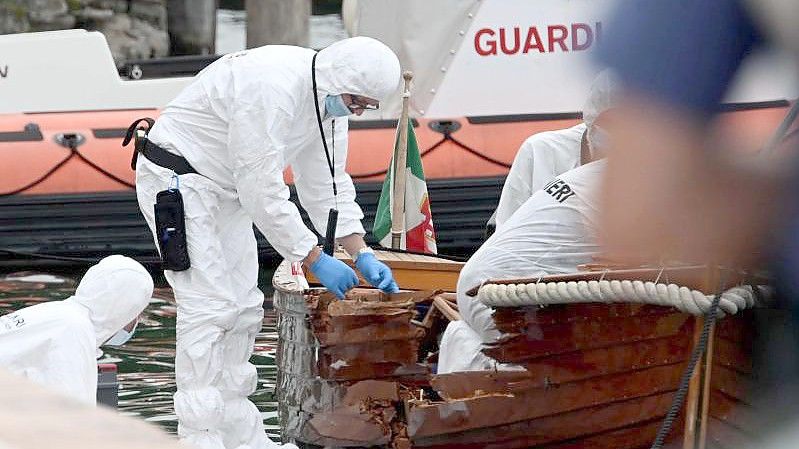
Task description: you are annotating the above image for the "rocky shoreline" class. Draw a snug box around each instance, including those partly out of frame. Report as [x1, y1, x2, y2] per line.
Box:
[0, 0, 168, 66]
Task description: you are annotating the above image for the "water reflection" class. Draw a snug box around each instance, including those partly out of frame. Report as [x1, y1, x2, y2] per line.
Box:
[0, 271, 281, 439]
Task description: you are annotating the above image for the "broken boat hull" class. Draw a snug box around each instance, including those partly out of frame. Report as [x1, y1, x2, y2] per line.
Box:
[274, 263, 771, 448]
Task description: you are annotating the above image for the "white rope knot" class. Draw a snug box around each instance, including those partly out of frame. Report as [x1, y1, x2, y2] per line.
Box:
[477, 279, 772, 316]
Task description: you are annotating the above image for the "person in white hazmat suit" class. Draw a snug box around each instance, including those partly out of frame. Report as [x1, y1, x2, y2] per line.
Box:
[493, 70, 619, 229]
[438, 72, 620, 374]
[0, 255, 153, 405]
[133, 37, 401, 449]
[439, 160, 607, 373]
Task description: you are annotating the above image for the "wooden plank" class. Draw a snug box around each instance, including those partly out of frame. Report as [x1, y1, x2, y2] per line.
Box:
[698, 322, 717, 449]
[485, 312, 692, 363]
[305, 380, 401, 446]
[407, 363, 684, 438]
[392, 267, 460, 291]
[0, 369, 183, 449]
[710, 364, 755, 405]
[492, 303, 682, 330]
[420, 301, 440, 329]
[714, 312, 755, 344]
[438, 292, 457, 302]
[333, 247, 458, 264]
[706, 416, 756, 449]
[713, 337, 752, 374]
[685, 317, 704, 449]
[708, 390, 757, 433]
[431, 371, 538, 400]
[411, 392, 677, 448]
[318, 359, 429, 381]
[433, 335, 691, 399]
[433, 296, 461, 321]
[396, 252, 415, 262]
[542, 419, 677, 449]
[311, 313, 424, 346]
[319, 339, 421, 367]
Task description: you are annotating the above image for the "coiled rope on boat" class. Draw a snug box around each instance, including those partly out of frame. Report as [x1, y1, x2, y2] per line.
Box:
[477, 279, 772, 316]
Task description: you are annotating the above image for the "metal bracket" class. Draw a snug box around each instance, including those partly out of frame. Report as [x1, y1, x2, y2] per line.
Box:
[428, 119, 462, 136]
[54, 132, 86, 149]
[0, 123, 43, 143]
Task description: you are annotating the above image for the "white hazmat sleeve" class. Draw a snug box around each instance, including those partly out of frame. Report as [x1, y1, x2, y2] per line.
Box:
[228, 98, 319, 262]
[495, 124, 585, 228]
[459, 161, 606, 345]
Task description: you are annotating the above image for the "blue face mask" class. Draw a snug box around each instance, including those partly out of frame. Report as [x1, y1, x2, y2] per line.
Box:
[104, 320, 138, 346]
[325, 94, 351, 117]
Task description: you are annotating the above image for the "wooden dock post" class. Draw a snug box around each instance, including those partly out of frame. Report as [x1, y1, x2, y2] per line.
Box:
[246, 0, 311, 47]
[166, 0, 218, 55]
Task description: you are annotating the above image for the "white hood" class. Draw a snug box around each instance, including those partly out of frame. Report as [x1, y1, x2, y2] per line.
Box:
[67, 255, 154, 347]
[314, 36, 401, 102]
[582, 69, 620, 129]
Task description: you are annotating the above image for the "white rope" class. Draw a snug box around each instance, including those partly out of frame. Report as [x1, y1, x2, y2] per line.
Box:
[477, 280, 772, 317]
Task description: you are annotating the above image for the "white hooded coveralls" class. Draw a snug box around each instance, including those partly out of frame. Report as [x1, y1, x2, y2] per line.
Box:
[0, 255, 153, 405]
[494, 69, 619, 229]
[135, 37, 400, 449]
[494, 124, 585, 228]
[439, 161, 605, 374]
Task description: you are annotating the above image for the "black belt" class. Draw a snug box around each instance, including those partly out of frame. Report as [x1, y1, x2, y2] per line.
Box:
[138, 139, 199, 175]
[124, 117, 199, 175]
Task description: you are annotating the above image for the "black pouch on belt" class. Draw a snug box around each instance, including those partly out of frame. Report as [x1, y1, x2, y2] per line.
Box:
[154, 189, 191, 271]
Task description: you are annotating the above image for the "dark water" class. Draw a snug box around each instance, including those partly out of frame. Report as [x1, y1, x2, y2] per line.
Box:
[0, 271, 281, 439]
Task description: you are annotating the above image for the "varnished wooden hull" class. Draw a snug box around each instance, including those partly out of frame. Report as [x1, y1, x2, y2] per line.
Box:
[706, 312, 760, 449]
[409, 303, 693, 449]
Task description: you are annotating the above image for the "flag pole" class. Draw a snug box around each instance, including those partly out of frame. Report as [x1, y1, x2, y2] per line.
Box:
[391, 71, 413, 249]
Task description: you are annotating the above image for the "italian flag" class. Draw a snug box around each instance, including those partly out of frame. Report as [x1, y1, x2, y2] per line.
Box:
[373, 121, 437, 253]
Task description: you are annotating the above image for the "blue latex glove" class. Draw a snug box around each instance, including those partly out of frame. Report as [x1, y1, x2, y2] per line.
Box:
[355, 252, 400, 293]
[309, 252, 359, 299]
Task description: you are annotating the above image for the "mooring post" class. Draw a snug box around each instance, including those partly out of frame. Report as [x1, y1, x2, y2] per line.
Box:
[166, 0, 218, 55]
[246, 0, 310, 48]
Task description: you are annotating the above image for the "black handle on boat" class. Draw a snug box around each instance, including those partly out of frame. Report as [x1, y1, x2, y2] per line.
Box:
[323, 208, 338, 256]
[0, 123, 43, 143]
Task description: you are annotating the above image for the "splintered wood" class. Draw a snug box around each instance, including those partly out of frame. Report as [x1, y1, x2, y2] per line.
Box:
[299, 289, 438, 448]
[290, 289, 698, 448]
[403, 302, 698, 448]
[306, 289, 437, 381]
[307, 380, 400, 446]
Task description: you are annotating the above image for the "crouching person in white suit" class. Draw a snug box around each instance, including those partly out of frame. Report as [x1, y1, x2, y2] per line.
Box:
[0, 255, 153, 405]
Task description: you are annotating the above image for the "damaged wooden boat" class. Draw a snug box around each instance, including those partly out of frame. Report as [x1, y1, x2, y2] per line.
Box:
[273, 262, 772, 448]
